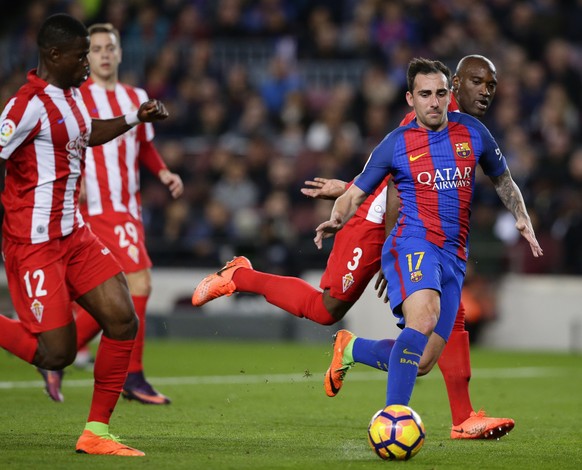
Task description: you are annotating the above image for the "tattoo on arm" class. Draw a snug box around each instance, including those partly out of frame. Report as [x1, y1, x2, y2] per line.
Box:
[492, 169, 527, 219]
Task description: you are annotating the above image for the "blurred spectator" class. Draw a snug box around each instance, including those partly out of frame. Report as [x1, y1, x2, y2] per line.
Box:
[259, 55, 303, 117]
[121, 4, 170, 77]
[186, 198, 236, 265]
[211, 0, 247, 38]
[211, 156, 259, 213]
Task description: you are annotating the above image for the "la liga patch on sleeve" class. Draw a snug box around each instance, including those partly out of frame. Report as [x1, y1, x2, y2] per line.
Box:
[0, 119, 16, 146]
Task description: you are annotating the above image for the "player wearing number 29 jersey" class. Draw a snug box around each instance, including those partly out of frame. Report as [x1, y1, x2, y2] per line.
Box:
[59, 23, 183, 406]
[79, 77, 156, 272]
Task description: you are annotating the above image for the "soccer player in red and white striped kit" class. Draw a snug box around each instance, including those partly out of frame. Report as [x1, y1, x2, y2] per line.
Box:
[39, 22, 184, 405]
[0, 14, 169, 456]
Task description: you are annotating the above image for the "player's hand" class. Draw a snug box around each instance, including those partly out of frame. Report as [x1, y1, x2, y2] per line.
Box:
[159, 169, 184, 199]
[374, 270, 389, 303]
[138, 99, 169, 122]
[314, 212, 343, 249]
[301, 178, 347, 200]
[516, 217, 544, 257]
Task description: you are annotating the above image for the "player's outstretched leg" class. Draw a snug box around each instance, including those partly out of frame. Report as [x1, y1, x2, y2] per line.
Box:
[324, 329, 356, 397]
[37, 368, 64, 402]
[122, 371, 170, 405]
[450, 410, 515, 440]
[192, 256, 252, 306]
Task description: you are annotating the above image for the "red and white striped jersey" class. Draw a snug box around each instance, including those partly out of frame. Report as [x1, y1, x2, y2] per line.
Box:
[0, 70, 91, 244]
[79, 78, 153, 220]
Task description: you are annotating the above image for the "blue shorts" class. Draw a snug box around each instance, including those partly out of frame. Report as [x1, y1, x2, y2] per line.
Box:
[382, 236, 466, 341]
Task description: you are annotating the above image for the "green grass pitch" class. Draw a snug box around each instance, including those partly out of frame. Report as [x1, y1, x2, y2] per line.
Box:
[0, 340, 581, 469]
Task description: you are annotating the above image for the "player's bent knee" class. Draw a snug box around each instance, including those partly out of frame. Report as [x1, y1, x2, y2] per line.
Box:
[37, 348, 76, 370]
[322, 292, 353, 322]
[101, 308, 139, 340]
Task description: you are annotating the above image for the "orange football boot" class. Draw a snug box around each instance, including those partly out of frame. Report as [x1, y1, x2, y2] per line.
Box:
[450, 410, 515, 439]
[192, 256, 252, 307]
[76, 430, 145, 456]
[324, 329, 355, 397]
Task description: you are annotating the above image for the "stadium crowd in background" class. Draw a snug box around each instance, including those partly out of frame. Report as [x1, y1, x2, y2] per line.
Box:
[1, 1, 581, 288]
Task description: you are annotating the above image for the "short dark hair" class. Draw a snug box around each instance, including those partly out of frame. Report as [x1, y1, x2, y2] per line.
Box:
[407, 58, 451, 92]
[37, 14, 88, 49]
[87, 23, 121, 44]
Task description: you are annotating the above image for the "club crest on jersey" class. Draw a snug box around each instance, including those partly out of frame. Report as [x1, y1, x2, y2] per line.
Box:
[66, 132, 89, 160]
[0, 119, 16, 146]
[410, 270, 423, 283]
[455, 142, 471, 158]
[128, 244, 140, 264]
[30, 298, 44, 323]
[342, 272, 355, 293]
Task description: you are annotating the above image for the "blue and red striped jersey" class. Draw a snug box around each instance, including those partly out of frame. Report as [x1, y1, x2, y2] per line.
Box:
[355, 111, 507, 261]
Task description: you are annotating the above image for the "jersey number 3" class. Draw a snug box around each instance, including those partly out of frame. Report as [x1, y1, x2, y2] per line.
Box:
[347, 247, 363, 271]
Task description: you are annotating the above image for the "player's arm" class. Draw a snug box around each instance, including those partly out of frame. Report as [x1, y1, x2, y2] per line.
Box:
[89, 99, 168, 147]
[139, 141, 184, 199]
[314, 183, 368, 249]
[489, 168, 543, 257]
[158, 168, 184, 199]
[301, 177, 348, 200]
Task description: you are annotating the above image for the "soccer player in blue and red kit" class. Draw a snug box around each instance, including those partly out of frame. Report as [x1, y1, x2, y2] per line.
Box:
[193, 56, 522, 438]
[314, 58, 542, 413]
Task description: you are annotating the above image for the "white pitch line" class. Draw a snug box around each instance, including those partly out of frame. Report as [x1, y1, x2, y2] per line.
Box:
[0, 367, 573, 390]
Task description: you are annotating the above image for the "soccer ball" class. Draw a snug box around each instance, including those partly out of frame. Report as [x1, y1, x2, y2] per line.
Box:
[367, 404, 426, 460]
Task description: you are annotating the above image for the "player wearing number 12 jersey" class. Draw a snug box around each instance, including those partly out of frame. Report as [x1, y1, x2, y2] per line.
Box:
[38, 23, 183, 405]
[0, 13, 170, 455]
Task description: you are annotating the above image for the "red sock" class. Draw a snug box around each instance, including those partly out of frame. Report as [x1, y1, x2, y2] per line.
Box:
[0, 315, 37, 363]
[233, 269, 336, 325]
[87, 335, 134, 424]
[128, 295, 148, 374]
[75, 306, 101, 350]
[439, 329, 474, 426]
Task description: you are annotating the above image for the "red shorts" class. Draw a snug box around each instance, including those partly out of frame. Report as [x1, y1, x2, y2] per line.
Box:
[84, 212, 152, 273]
[320, 217, 385, 303]
[2, 225, 122, 334]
